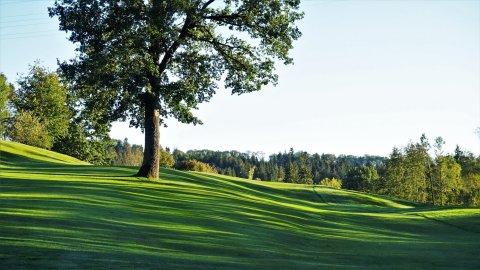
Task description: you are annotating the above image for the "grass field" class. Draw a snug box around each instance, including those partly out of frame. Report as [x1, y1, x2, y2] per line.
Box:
[1, 140, 479, 269]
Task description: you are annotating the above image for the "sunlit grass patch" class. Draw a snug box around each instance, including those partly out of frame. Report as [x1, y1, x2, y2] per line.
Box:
[0, 140, 89, 165]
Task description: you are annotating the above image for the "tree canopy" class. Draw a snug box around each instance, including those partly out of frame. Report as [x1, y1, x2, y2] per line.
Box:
[12, 64, 70, 141]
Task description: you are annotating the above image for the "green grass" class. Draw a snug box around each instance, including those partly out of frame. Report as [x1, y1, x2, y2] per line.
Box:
[1, 140, 479, 269]
[0, 140, 89, 166]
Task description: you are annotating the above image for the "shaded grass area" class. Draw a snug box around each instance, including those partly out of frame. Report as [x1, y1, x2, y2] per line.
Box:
[1, 142, 479, 269]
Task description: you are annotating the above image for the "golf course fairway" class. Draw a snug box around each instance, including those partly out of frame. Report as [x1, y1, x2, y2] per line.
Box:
[1, 140, 479, 269]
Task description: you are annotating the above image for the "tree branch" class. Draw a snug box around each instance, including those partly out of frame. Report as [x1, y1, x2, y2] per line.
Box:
[157, 14, 193, 77]
[197, 33, 249, 69]
[201, 0, 216, 10]
[203, 14, 242, 20]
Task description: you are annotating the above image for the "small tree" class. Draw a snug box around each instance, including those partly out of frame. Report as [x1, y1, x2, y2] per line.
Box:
[381, 147, 406, 197]
[285, 161, 300, 183]
[402, 142, 429, 202]
[9, 111, 53, 149]
[298, 151, 313, 184]
[320, 178, 342, 189]
[247, 165, 256, 180]
[13, 64, 70, 141]
[433, 156, 462, 205]
[0, 73, 13, 139]
[159, 147, 175, 168]
[461, 173, 480, 206]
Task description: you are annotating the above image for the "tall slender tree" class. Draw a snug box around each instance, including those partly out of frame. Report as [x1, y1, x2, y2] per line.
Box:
[0, 73, 13, 139]
[433, 155, 462, 205]
[403, 143, 429, 202]
[382, 147, 405, 197]
[285, 161, 300, 183]
[49, 0, 303, 178]
[420, 134, 435, 204]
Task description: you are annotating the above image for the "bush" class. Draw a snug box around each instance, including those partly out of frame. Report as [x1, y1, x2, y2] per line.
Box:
[320, 177, 342, 189]
[176, 159, 218, 174]
[159, 147, 175, 168]
[9, 111, 53, 149]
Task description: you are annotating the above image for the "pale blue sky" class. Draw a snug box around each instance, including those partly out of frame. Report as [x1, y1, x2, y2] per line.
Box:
[1, 0, 479, 156]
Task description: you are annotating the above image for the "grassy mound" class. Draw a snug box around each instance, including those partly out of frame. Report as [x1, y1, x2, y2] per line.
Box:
[0, 140, 89, 166]
[0, 141, 479, 269]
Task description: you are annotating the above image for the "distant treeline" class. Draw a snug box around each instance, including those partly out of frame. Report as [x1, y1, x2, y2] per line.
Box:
[172, 148, 384, 184]
[110, 138, 174, 168]
[167, 135, 479, 206]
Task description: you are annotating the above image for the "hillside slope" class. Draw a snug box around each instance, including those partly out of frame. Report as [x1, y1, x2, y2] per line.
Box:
[0, 142, 479, 269]
[0, 140, 90, 166]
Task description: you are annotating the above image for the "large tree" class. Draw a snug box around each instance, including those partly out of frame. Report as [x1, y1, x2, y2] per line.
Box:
[49, 0, 303, 178]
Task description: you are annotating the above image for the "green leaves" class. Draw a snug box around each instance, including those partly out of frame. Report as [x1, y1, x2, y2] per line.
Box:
[9, 111, 53, 149]
[48, 0, 303, 176]
[13, 64, 70, 141]
[0, 73, 13, 138]
[49, 0, 303, 126]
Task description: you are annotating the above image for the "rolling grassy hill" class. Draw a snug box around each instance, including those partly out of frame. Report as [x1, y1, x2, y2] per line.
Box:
[1, 140, 479, 269]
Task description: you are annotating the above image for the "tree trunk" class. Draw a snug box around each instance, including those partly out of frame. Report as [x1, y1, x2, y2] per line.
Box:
[137, 94, 160, 179]
[428, 162, 435, 205]
[439, 167, 443, 206]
